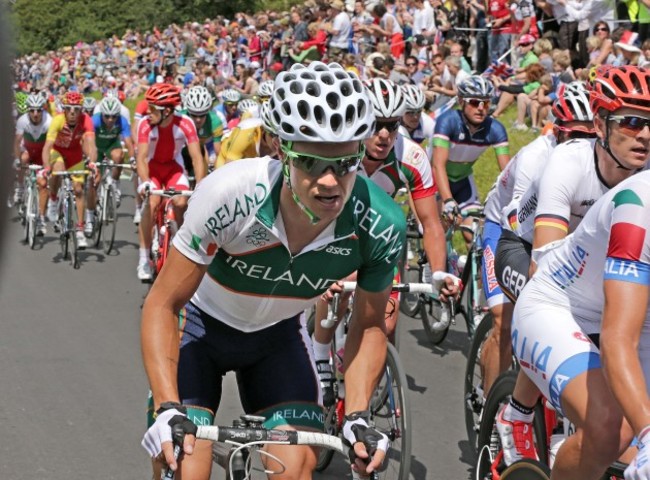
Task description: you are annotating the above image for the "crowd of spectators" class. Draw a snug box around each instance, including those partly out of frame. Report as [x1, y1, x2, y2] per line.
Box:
[11, 0, 650, 130]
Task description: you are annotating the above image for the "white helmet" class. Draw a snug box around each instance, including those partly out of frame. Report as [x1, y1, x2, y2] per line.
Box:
[83, 96, 97, 111]
[364, 78, 407, 118]
[222, 88, 242, 103]
[401, 84, 426, 111]
[185, 86, 213, 115]
[237, 98, 260, 117]
[26, 92, 47, 109]
[553, 81, 593, 123]
[257, 80, 275, 99]
[260, 100, 278, 134]
[99, 97, 122, 116]
[270, 61, 375, 142]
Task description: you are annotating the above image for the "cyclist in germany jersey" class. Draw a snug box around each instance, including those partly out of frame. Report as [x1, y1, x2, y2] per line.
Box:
[479, 82, 594, 398]
[135, 83, 205, 281]
[215, 98, 263, 168]
[400, 84, 435, 161]
[180, 86, 223, 176]
[141, 62, 403, 480]
[14, 92, 51, 235]
[433, 76, 509, 237]
[496, 67, 650, 471]
[41, 91, 98, 250]
[92, 96, 135, 210]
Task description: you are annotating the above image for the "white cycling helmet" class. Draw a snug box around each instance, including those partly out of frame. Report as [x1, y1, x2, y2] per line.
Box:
[26, 92, 47, 109]
[401, 84, 426, 111]
[364, 78, 407, 119]
[260, 100, 278, 134]
[237, 98, 260, 117]
[257, 80, 275, 99]
[457, 75, 495, 99]
[185, 86, 213, 115]
[83, 96, 97, 111]
[100, 97, 122, 116]
[553, 81, 593, 123]
[222, 88, 242, 103]
[270, 61, 375, 142]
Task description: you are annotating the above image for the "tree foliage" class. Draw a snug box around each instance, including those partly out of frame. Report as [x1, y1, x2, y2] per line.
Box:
[10, 0, 301, 56]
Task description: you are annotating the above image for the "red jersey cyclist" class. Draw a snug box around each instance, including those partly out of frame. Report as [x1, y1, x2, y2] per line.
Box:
[41, 91, 98, 249]
[135, 83, 205, 281]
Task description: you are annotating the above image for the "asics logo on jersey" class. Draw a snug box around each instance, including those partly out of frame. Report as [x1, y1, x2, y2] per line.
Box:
[325, 246, 352, 256]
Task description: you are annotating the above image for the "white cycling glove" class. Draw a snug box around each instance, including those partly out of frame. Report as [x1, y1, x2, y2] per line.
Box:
[141, 407, 196, 458]
[137, 180, 155, 196]
[442, 198, 459, 218]
[343, 412, 390, 456]
[432, 270, 461, 291]
[625, 427, 650, 480]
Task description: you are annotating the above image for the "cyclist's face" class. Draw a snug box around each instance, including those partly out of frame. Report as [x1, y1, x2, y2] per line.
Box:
[28, 109, 43, 124]
[597, 108, 650, 169]
[63, 106, 82, 125]
[147, 104, 166, 125]
[364, 117, 401, 161]
[402, 110, 421, 131]
[462, 98, 488, 125]
[287, 140, 359, 223]
[102, 114, 119, 127]
[189, 113, 207, 128]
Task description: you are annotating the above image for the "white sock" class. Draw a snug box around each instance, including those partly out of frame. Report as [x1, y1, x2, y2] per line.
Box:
[85, 210, 94, 222]
[139, 248, 149, 263]
[503, 401, 535, 423]
[312, 337, 331, 362]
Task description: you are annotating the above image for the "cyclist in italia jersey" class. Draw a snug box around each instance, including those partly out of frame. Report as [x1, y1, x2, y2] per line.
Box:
[180, 86, 223, 175]
[433, 76, 509, 240]
[479, 82, 595, 398]
[92, 97, 135, 211]
[215, 98, 264, 168]
[135, 83, 205, 281]
[41, 91, 97, 250]
[141, 62, 403, 480]
[14, 93, 51, 235]
[495, 67, 650, 471]
[399, 84, 435, 161]
[311, 79, 459, 404]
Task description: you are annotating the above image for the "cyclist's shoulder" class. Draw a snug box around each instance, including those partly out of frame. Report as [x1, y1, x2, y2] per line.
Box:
[549, 138, 596, 169]
[483, 116, 508, 140]
[433, 108, 461, 134]
[352, 175, 407, 229]
[47, 114, 66, 134]
[396, 135, 429, 169]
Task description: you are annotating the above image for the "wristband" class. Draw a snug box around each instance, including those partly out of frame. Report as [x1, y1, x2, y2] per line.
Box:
[155, 401, 187, 417]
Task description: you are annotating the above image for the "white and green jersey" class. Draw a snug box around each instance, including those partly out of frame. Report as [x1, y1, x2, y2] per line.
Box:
[174, 157, 407, 332]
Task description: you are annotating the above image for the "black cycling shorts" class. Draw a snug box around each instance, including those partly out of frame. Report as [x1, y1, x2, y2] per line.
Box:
[494, 229, 532, 302]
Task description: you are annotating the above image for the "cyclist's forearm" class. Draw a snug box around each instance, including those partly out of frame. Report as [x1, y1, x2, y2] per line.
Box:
[189, 142, 206, 181]
[124, 137, 135, 159]
[84, 136, 97, 163]
[13, 135, 23, 160]
[433, 161, 452, 202]
[136, 144, 149, 180]
[422, 218, 447, 272]
[42, 140, 54, 169]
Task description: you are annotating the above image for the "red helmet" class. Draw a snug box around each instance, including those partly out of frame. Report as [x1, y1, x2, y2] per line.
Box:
[589, 66, 650, 115]
[62, 91, 84, 106]
[145, 83, 181, 108]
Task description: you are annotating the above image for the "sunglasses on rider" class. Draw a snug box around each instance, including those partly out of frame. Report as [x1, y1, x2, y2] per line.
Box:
[609, 115, 650, 136]
[405, 109, 423, 116]
[464, 98, 488, 109]
[63, 105, 82, 112]
[28, 108, 42, 113]
[281, 141, 365, 177]
[103, 114, 119, 119]
[374, 119, 401, 134]
[189, 113, 207, 120]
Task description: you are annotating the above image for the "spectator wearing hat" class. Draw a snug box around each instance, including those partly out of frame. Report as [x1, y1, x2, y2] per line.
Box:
[614, 30, 642, 66]
[326, 0, 352, 62]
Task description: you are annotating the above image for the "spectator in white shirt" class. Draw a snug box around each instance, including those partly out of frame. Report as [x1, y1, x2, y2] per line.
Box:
[327, 0, 352, 62]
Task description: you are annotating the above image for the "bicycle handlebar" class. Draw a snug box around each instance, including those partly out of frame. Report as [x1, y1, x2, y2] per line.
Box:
[147, 189, 193, 198]
[51, 170, 93, 177]
[339, 281, 434, 294]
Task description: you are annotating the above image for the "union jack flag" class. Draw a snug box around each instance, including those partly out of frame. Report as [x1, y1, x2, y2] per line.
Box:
[483, 61, 515, 80]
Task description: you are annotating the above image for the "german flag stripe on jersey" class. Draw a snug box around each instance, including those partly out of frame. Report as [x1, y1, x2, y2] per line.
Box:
[534, 214, 569, 233]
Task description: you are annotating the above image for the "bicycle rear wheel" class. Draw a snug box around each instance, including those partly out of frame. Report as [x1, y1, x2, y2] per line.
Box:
[69, 199, 80, 269]
[370, 342, 411, 480]
[315, 400, 341, 471]
[475, 371, 548, 480]
[59, 198, 70, 260]
[500, 459, 551, 480]
[464, 312, 494, 455]
[102, 185, 117, 254]
[93, 186, 104, 248]
[23, 186, 32, 244]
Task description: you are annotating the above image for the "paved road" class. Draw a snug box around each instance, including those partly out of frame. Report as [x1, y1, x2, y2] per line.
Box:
[0, 194, 477, 480]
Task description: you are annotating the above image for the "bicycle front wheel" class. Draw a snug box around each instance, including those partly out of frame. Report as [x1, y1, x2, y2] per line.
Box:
[500, 459, 551, 480]
[419, 297, 450, 345]
[27, 187, 39, 249]
[370, 343, 411, 480]
[102, 185, 117, 254]
[69, 197, 79, 269]
[93, 187, 104, 248]
[464, 312, 494, 455]
[399, 236, 423, 318]
[59, 198, 69, 260]
[315, 400, 341, 471]
[23, 186, 33, 244]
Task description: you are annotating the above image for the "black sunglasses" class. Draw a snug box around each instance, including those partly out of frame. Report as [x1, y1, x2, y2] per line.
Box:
[374, 119, 401, 134]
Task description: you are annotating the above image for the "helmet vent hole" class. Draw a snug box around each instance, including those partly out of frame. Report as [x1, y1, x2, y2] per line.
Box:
[276, 88, 286, 101]
[282, 122, 295, 134]
[281, 101, 291, 116]
[299, 125, 317, 137]
[314, 105, 326, 126]
[326, 93, 340, 110]
[330, 113, 343, 133]
[305, 81, 321, 97]
[300, 72, 316, 80]
[321, 74, 335, 85]
[297, 100, 310, 120]
[340, 81, 352, 97]
[289, 82, 304, 95]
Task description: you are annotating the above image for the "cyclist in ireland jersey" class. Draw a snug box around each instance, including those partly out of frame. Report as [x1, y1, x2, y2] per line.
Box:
[479, 82, 596, 398]
[135, 83, 205, 281]
[433, 75, 509, 238]
[41, 91, 98, 249]
[214, 88, 241, 137]
[141, 61, 402, 480]
[92, 97, 135, 211]
[400, 83, 435, 161]
[495, 66, 650, 471]
[180, 86, 223, 175]
[215, 98, 264, 168]
[311, 78, 459, 404]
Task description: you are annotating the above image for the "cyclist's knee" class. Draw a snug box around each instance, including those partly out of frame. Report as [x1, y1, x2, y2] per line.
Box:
[174, 438, 213, 480]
